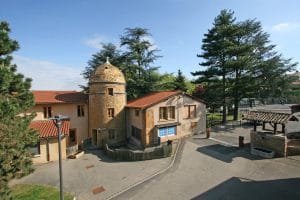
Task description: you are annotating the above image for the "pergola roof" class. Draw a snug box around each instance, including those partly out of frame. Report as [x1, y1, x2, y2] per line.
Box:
[242, 111, 292, 124]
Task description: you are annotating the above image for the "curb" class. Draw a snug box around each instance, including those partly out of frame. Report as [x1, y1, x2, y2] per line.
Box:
[105, 139, 183, 200]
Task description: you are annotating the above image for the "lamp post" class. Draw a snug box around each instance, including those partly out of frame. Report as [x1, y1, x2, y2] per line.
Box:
[52, 115, 69, 200]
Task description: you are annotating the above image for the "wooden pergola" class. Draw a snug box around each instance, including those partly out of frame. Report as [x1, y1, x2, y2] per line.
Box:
[242, 111, 296, 134]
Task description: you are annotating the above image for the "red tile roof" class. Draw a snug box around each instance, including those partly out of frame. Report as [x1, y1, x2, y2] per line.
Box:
[126, 91, 182, 109]
[33, 90, 88, 104]
[30, 120, 70, 138]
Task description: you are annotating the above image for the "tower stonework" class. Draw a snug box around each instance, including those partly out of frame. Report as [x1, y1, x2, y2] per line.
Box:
[89, 61, 126, 147]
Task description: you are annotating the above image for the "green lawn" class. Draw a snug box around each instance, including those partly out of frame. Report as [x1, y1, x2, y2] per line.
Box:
[206, 112, 242, 126]
[11, 184, 73, 200]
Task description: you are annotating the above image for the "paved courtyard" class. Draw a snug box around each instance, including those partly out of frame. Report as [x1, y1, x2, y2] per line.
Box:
[10, 149, 172, 200]
[10, 126, 300, 200]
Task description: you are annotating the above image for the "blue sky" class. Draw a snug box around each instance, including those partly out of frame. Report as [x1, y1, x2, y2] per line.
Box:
[1, 0, 300, 90]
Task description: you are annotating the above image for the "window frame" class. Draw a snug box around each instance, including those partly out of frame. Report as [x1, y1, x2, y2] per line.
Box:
[43, 106, 52, 119]
[108, 88, 114, 96]
[108, 108, 115, 118]
[77, 105, 85, 117]
[159, 107, 168, 120]
[69, 129, 77, 144]
[168, 106, 175, 119]
[185, 105, 197, 119]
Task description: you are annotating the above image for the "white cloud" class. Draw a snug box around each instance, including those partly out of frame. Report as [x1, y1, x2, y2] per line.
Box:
[13, 55, 86, 91]
[82, 34, 108, 49]
[272, 22, 300, 32]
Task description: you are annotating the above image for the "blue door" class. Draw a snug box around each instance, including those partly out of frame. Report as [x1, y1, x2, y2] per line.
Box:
[159, 126, 176, 137]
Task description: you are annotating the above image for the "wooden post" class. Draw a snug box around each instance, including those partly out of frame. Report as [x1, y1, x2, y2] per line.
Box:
[282, 124, 286, 134]
[274, 123, 277, 134]
[254, 121, 257, 132]
[262, 122, 265, 130]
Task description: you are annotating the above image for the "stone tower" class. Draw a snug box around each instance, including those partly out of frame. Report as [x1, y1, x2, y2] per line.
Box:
[89, 60, 126, 147]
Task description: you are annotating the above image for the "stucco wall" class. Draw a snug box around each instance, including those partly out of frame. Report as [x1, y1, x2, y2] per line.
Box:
[125, 108, 144, 146]
[28, 103, 89, 146]
[127, 94, 206, 147]
[32, 137, 67, 164]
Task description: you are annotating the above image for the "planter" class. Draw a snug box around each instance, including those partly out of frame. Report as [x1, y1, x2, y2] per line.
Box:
[251, 147, 275, 158]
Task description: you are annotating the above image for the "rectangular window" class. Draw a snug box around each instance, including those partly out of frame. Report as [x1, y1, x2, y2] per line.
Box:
[108, 88, 114, 96]
[77, 105, 85, 117]
[108, 108, 115, 118]
[159, 107, 168, 120]
[43, 106, 52, 118]
[158, 126, 176, 137]
[168, 106, 175, 119]
[131, 126, 142, 141]
[108, 129, 115, 140]
[185, 105, 196, 118]
[135, 109, 139, 117]
[28, 142, 40, 156]
[69, 129, 76, 144]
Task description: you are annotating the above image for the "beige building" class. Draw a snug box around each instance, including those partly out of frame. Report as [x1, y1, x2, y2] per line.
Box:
[126, 91, 206, 147]
[27, 90, 89, 163]
[27, 61, 206, 162]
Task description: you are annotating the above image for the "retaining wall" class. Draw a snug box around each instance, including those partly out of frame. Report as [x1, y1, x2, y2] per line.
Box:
[104, 144, 172, 161]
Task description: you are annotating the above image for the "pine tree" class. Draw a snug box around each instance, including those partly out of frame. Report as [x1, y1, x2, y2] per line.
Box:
[0, 21, 38, 199]
[120, 27, 161, 99]
[192, 10, 236, 123]
[174, 69, 187, 92]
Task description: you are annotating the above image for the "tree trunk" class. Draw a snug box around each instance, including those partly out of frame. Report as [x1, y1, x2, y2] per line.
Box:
[233, 99, 239, 121]
[222, 105, 227, 124]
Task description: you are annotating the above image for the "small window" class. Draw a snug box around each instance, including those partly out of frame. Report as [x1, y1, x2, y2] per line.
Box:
[168, 106, 175, 119]
[108, 129, 115, 140]
[135, 109, 139, 116]
[108, 88, 114, 96]
[69, 129, 76, 144]
[77, 105, 84, 117]
[185, 105, 197, 118]
[43, 106, 52, 118]
[108, 108, 115, 118]
[159, 107, 168, 120]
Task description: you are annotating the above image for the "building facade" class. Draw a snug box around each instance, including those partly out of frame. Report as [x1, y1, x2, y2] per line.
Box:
[26, 62, 206, 163]
[126, 91, 206, 147]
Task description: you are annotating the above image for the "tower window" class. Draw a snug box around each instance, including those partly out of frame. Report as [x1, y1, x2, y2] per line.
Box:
[108, 108, 115, 118]
[108, 88, 114, 96]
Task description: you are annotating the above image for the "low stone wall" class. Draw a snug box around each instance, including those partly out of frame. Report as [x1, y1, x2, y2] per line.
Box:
[104, 143, 172, 161]
[250, 130, 286, 157]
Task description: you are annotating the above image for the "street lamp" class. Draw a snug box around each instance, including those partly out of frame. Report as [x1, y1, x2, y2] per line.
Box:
[52, 115, 69, 200]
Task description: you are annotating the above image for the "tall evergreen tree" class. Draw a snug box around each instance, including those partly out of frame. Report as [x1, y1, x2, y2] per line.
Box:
[192, 10, 236, 123]
[0, 21, 38, 199]
[120, 27, 161, 99]
[193, 10, 297, 122]
[174, 69, 188, 92]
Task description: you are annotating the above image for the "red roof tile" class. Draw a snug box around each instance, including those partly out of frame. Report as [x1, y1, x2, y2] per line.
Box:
[126, 91, 182, 109]
[30, 120, 70, 138]
[33, 90, 88, 104]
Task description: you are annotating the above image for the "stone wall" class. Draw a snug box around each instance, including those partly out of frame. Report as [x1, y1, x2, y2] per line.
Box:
[250, 130, 286, 157]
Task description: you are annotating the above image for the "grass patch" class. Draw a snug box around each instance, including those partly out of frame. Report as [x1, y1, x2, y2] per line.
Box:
[11, 184, 73, 200]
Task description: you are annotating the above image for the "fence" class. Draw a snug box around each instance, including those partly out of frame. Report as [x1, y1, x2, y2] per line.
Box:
[104, 143, 172, 161]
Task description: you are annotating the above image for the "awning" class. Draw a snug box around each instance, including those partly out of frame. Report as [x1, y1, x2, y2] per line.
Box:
[242, 111, 293, 124]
